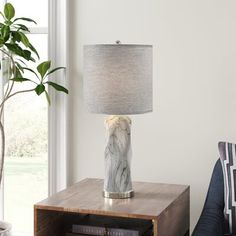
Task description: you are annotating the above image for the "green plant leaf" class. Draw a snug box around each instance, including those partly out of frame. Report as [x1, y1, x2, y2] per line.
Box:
[45, 90, 51, 105]
[37, 61, 51, 79]
[1, 25, 9, 40]
[22, 49, 32, 60]
[29, 56, 36, 62]
[46, 81, 68, 94]
[11, 31, 21, 42]
[11, 77, 30, 82]
[18, 32, 30, 47]
[15, 67, 23, 78]
[29, 43, 39, 59]
[0, 37, 5, 45]
[46, 67, 65, 77]
[14, 24, 30, 32]
[4, 20, 13, 26]
[35, 84, 45, 95]
[4, 3, 15, 20]
[5, 43, 18, 51]
[21, 67, 40, 80]
[13, 17, 37, 24]
[5, 43, 32, 61]
[15, 62, 24, 72]
[15, 61, 24, 74]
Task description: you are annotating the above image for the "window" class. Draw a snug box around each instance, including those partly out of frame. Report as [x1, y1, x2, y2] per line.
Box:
[3, 1, 49, 236]
[0, 0, 67, 235]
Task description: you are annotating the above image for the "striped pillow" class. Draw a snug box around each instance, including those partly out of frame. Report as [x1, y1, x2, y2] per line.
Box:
[219, 142, 236, 234]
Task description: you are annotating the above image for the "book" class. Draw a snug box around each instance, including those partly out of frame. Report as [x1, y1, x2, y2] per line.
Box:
[72, 225, 140, 235]
[69, 215, 152, 236]
[67, 229, 153, 236]
[66, 234, 87, 236]
[66, 234, 88, 236]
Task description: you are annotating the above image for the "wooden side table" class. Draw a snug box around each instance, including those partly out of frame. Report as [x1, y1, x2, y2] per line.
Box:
[34, 178, 190, 236]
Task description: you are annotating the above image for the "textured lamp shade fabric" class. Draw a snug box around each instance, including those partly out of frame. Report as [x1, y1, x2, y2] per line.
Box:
[83, 44, 153, 115]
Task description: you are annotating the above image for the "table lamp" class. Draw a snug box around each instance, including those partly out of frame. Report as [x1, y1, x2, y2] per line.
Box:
[83, 41, 153, 199]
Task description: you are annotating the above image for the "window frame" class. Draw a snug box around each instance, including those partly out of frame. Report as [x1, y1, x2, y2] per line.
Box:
[48, 0, 68, 196]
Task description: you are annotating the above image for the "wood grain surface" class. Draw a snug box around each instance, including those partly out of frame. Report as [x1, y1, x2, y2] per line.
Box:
[34, 178, 190, 236]
[35, 178, 188, 220]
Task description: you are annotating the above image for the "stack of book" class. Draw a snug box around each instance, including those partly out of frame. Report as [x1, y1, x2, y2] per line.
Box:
[66, 215, 153, 236]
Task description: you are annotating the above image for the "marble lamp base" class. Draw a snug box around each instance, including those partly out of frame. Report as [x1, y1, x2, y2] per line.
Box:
[103, 115, 134, 199]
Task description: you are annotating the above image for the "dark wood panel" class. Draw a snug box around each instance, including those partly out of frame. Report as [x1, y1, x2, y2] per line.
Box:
[34, 209, 65, 236]
[157, 187, 190, 236]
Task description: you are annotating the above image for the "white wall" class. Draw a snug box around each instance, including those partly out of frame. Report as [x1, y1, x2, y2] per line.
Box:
[67, 0, 236, 231]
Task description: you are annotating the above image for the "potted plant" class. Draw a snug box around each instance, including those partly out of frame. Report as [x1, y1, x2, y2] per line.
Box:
[0, 3, 68, 235]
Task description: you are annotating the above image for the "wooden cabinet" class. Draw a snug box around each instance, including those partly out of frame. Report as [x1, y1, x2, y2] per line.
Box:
[34, 178, 190, 236]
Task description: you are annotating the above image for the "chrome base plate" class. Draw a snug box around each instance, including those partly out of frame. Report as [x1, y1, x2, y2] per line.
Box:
[103, 190, 134, 199]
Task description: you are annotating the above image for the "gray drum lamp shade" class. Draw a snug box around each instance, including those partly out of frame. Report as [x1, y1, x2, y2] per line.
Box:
[83, 44, 153, 115]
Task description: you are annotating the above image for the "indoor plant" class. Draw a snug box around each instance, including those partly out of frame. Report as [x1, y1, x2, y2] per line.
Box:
[0, 3, 68, 235]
